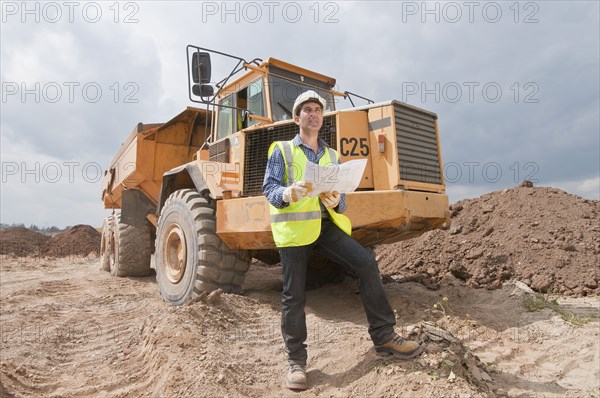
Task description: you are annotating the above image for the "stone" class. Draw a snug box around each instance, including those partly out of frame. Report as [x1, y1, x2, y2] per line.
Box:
[510, 280, 535, 294]
[466, 249, 483, 260]
[450, 225, 463, 235]
[499, 270, 513, 281]
[482, 226, 494, 237]
[564, 280, 578, 290]
[530, 274, 553, 293]
[449, 265, 471, 281]
[207, 289, 222, 304]
[584, 280, 598, 289]
[482, 205, 495, 214]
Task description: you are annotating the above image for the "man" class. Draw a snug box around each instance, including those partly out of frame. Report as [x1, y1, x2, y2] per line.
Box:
[262, 90, 424, 391]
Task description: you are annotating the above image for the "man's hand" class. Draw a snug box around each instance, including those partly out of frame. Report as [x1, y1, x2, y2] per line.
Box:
[282, 181, 313, 203]
[319, 191, 341, 209]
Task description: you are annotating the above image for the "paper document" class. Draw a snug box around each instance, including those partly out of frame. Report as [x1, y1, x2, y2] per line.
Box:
[303, 159, 367, 197]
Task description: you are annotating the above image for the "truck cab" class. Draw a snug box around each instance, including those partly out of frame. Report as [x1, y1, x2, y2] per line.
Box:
[209, 57, 336, 137]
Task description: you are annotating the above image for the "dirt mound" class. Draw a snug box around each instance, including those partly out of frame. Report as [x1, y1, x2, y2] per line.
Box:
[377, 185, 600, 297]
[0, 227, 49, 256]
[42, 224, 101, 257]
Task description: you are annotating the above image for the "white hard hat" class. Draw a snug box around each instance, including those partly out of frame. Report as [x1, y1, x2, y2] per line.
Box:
[292, 90, 326, 118]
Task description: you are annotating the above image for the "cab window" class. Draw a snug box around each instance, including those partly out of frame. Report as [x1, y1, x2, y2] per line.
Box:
[236, 79, 265, 130]
[268, 74, 334, 121]
[246, 79, 265, 126]
[216, 94, 233, 140]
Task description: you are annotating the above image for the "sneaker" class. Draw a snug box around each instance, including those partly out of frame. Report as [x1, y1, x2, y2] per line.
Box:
[285, 364, 307, 390]
[375, 335, 424, 359]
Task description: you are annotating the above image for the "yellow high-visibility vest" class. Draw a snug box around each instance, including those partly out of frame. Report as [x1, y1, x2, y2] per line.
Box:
[268, 140, 352, 248]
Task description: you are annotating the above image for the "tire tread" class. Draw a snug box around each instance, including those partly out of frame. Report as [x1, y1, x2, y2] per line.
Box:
[156, 189, 250, 304]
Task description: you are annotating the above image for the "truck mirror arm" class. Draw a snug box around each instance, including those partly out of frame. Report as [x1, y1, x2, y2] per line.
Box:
[344, 91, 374, 107]
[187, 44, 263, 106]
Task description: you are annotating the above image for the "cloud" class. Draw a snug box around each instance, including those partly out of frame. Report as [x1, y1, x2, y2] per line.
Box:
[547, 176, 600, 201]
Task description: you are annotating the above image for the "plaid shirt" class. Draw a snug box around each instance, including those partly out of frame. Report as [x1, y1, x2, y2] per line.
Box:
[262, 134, 347, 213]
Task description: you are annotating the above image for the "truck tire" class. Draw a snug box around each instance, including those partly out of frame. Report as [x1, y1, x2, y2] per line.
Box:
[155, 189, 250, 305]
[100, 215, 114, 272]
[109, 211, 153, 277]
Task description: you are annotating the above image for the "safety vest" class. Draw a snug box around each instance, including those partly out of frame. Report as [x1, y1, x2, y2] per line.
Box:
[268, 140, 352, 248]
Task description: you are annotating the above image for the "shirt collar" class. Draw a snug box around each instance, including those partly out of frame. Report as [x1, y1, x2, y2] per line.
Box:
[292, 134, 327, 150]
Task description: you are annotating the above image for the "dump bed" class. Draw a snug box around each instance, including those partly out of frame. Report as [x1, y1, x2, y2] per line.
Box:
[101, 107, 211, 209]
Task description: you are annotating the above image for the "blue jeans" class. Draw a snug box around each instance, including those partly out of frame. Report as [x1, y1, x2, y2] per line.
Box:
[279, 219, 397, 366]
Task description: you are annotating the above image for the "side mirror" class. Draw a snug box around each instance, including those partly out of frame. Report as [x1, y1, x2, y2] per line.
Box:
[192, 52, 211, 84]
[192, 84, 214, 98]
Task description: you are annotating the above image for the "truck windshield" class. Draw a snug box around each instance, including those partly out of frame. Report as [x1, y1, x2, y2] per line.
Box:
[268, 74, 334, 121]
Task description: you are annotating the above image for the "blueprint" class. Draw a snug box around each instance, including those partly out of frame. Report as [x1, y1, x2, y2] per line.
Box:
[303, 159, 367, 197]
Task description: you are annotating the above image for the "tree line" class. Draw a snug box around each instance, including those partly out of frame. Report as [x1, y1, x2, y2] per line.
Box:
[0, 223, 64, 233]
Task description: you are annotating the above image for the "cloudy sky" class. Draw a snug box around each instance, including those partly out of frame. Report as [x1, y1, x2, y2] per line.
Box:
[1, 0, 598, 228]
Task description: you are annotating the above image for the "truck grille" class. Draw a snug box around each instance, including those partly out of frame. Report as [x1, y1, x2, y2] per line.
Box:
[394, 103, 442, 185]
[209, 139, 230, 163]
[243, 115, 337, 197]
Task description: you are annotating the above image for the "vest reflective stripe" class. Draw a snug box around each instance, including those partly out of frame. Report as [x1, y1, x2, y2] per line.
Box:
[268, 140, 352, 247]
[327, 147, 336, 164]
[281, 141, 295, 185]
[270, 210, 321, 223]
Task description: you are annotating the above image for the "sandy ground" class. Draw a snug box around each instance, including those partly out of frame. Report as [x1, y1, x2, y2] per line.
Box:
[1, 256, 599, 397]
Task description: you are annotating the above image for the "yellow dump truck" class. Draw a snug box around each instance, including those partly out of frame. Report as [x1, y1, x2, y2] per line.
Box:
[101, 45, 449, 305]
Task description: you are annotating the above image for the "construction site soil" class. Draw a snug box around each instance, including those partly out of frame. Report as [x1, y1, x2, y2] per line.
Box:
[0, 227, 49, 257]
[41, 225, 101, 258]
[376, 185, 599, 298]
[0, 225, 101, 259]
[1, 184, 599, 397]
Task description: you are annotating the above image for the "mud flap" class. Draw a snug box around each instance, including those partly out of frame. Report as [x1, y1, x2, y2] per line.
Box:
[121, 188, 156, 229]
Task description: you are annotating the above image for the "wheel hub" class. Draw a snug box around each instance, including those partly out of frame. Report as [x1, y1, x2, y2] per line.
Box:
[164, 223, 187, 284]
